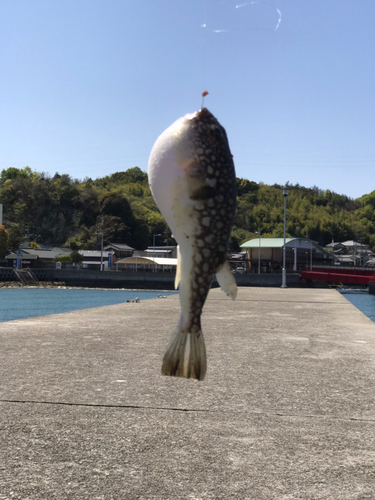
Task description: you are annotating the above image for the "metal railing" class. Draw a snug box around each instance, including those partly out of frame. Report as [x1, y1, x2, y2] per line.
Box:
[26, 267, 39, 285]
[13, 268, 27, 285]
[13, 267, 40, 286]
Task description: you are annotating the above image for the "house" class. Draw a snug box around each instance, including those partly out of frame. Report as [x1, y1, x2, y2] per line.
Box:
[104, 243, 134, 259]
[133, 246, 178, 259]
[4, 247, 70, 269]
[326, 240, 373, 266]
[228, 252, 247, 272]
[117, 256, 177, 272]
[78, 250, 114, 271]
[240, 238, 333, 272]
[5, 251, 38, 268]
[325, 242, 347, 255]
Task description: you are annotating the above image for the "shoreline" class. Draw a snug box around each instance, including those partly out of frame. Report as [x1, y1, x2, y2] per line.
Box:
[0, 279, 363, 292]
[0, 282, 177, 292]
[0, 281, 66, 289]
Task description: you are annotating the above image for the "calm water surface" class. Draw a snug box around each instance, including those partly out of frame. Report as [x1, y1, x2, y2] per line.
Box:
[0, 288, 177, 323]
[1, 288, 374, 324]
[340, 290, 375, 323]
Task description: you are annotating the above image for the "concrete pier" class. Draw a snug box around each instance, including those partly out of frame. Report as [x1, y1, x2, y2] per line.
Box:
[1, 288, 375, 499]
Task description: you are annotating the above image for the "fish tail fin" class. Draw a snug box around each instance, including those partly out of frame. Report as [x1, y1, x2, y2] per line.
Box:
[161, 321, 207, 381]
[174, 245, 181, 290]
[215, 259, 237, 300]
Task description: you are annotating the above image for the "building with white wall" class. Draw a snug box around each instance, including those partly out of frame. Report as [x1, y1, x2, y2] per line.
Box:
[240, 237, 333, 272]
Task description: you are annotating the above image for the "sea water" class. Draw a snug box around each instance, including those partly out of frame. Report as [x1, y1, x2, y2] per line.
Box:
[339, 290, 375, 323]
[0, 288, 177, 323]
[1, 288, 374, 324]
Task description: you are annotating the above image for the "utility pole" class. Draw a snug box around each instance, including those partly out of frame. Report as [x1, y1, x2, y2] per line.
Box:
[95, 232, 104, 271]
[256, 231, 261, 274]
[153, 233, 161, 272]
[281, 187, 289, 288]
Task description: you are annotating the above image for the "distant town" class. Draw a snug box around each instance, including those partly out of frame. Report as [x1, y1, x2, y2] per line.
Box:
[1, 166, 375, 288]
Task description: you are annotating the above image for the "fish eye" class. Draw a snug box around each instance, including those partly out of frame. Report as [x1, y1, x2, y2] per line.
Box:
[206, 125, 222, 142]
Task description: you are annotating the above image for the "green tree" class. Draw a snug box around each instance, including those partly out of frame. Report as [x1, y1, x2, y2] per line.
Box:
[70, 250, 83, 263]
[99, 192, 134, 224]
[0, 225, 9, 259]
[57, 255, 72, 264]
[0, 166, 33, 185]
[77, 184, 99, 227]
[2, 165, 375, 252]
[6, 223, 25, 251]
[236, 178, 258, 196]
[146, 211, 168, 237]
[29, 241, 41, 249]
[95, 215, 131, 245]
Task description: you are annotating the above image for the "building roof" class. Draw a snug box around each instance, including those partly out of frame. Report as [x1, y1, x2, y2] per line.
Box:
[5, 247, 70, 260]
[144, 249, 172, 254]
[326, 242, 345, 249]
[20, 248, 69, 259]
[51, 247, 71, 254]
[5, 248, 68, 260]
[104, 243, 134, 251]
[241, 238, 294, 249]
[341, 240, 369, 248]
[117, 257, 177, 266]
[229, 253, 246, 260]
[151, 246, 177, 250]
[240, 237, 332, 256]
[5, 252, 38, 260]
[78, 250, 111, 258]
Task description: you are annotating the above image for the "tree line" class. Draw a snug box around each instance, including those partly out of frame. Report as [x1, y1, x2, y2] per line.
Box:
[0, 166, 374, 259]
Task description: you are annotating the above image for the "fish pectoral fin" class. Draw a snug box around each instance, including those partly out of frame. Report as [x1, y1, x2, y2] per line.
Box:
[174, 245, 181, 290]
[215, 260, 237, 300]
[185, 161, 206, 178]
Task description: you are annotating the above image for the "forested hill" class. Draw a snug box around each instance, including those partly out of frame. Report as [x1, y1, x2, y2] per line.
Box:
[0, 166, 374, 254]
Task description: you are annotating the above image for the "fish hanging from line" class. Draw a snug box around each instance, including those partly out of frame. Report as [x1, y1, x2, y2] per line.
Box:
[148, 106, 237, 381]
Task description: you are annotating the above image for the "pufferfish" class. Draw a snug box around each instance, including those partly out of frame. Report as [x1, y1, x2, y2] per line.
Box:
[148, 107, 237, 381]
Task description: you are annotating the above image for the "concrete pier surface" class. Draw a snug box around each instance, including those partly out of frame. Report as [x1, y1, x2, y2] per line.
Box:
[1, 288, 375, 499]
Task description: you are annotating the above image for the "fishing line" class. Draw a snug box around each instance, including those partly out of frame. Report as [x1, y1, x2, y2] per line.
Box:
[201, 0, 282, 34]
[200, 0, 209, 107]
[199, 0, 282, 107]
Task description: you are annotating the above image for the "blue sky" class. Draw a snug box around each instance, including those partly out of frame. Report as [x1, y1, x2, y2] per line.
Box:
[1, 0, 374, 199]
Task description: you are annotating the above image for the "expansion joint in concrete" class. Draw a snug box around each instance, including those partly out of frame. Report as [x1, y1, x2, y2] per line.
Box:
[1, 399, 374, 424]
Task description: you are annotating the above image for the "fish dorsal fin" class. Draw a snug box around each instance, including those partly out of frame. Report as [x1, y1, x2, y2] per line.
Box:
[174, 245, 181, 290]
[215, 260, 237, 300]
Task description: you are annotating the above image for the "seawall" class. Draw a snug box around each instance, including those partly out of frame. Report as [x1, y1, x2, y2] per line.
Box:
[0, 267, 304, 289]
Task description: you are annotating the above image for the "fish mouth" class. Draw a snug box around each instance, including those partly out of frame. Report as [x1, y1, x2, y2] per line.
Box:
[185, 107, 215, 122]
[197, 107, 211, 116]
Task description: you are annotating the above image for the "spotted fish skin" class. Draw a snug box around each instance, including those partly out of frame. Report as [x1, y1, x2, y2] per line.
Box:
[148, 108, 237, 380]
